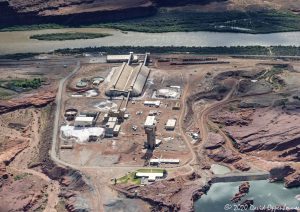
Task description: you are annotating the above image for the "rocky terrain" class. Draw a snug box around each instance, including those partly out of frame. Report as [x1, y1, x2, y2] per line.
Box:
[0, 103, 93, 211]
[114, 172, 211, 211]
[0, 57, 97, 211]
[231, 182, 250, 203]
[212, 107, 300, 162]
[0, 88, 56, 114]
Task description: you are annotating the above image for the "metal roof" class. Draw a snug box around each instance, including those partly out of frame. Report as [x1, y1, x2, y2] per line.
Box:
[75, 116, 94, 122]
[166, 119, 177, 128]
[144, 116, 156, 128]
[149, 159, 180, 163]
[136, 172, 164, 178]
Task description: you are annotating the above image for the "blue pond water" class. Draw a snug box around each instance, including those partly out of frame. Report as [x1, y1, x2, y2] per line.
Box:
[195, 180, 300, 212]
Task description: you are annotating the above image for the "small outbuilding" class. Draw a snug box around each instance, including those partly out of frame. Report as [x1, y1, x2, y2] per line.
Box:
[144, 101, 161, 108]
[165, 119, 177, 130]
[113, 125, 121, 136]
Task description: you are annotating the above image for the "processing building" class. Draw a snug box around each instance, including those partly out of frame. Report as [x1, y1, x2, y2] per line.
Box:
[105, 53, 150, 97]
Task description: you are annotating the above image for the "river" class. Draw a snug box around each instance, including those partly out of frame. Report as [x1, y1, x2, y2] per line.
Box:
[195, 180, 300, 212]
[1, 28, 300, 55]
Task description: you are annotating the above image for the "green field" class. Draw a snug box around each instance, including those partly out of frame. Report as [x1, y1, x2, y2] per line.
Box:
[116, 169, 165, 185]
[117, 172, 141, 185]
[0, 78, 42, 96]
[30, 32, 112, 41]
[8, 78, 42, 90]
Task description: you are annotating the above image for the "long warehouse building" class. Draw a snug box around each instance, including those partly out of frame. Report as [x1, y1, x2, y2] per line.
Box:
[105, 62, 150, 97]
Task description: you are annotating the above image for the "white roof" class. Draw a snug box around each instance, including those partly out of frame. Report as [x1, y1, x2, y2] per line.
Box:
[166, 119, 177, 127]
[106, 121, 116, 129]
[136, 172, 164, 178]
[113, 125, 121, 132]
[93, 80, 101, 83]
[144, 101, 161, 106]
[150, 159, 180, 163]
[75, 116, 94, 122]
[108, 117, 117, 122]
[107, 55, 130, 60]
[144, 116, 156, 127]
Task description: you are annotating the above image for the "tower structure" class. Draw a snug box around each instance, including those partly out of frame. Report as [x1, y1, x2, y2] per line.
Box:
[144, 116, 157, 149]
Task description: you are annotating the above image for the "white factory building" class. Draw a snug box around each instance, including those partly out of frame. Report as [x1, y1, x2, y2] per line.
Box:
[106, 54, 138, 63]
[149, 159, 180, 165]
[74, 116, 94, 127]
[135, 172, 164, 182]
[105, 53, 150, 97]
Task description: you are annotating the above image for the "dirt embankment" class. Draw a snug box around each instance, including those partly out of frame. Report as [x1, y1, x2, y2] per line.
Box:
[0, 89, 57, 114]
[32, 104, 94, 211]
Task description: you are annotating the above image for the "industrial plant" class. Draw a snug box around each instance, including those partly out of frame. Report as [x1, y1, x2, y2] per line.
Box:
[58, 52, 184, 174]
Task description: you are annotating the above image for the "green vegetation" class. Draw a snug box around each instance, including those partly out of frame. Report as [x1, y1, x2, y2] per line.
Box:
[0, 46, 299, 65]
[9, 78, 42, 90]
[0, 24, 64, 32]
[14, 173, 32, 181]
[92, 9, 300, 34]
[30, 32, 112, 41]
[116, 169, 165, 185]
[0, 78, 42, 93]
[136, 168, 165, 173]
[1, 10, 299, 34]
[54, 46, 300, 56]
[117, 172, 141, 185]
[0, 53, 39, 60]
